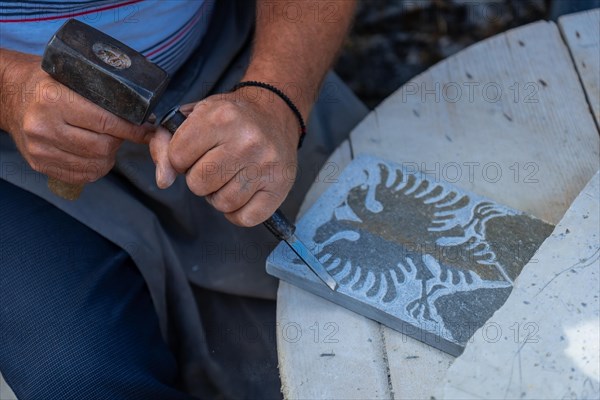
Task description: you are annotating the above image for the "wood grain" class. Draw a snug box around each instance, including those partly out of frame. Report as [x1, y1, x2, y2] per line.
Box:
[383, 328, 455, 399]
[277, 283, 392, 400]
[559, 8, 600, 126]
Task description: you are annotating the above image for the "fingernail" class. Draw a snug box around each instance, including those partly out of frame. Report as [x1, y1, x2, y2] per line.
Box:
[156, 165, 164, 188]
[157, 165, 176, 189]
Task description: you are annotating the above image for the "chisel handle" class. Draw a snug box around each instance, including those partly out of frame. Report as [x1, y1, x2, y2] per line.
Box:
[263, 209, 296, 241]
[160, 106, 297, 240]
[160, 106, 187, 134]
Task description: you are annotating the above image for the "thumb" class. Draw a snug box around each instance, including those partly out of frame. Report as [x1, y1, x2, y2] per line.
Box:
[179, 102, 196, 117]
[148, 127, 177, 189]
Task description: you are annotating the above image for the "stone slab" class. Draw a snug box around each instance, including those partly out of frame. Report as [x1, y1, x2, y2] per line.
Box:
[267, 155, 554, 356]
[442, 171, 600, 399]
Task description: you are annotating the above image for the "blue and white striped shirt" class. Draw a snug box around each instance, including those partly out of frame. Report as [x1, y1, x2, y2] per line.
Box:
[0, 0, 214, 74]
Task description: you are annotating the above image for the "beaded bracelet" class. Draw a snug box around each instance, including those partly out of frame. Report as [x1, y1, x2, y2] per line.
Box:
[231, 81, 307, 149]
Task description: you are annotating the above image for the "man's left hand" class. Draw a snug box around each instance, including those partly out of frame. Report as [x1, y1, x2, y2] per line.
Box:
[149, 88, 300, 227]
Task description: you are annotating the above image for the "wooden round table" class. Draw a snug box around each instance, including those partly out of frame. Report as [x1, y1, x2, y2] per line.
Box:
[275, 9, 600, 400]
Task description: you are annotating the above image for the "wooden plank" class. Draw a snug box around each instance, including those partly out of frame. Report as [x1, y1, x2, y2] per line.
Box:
[351, 20, 599, 225]
[278, 141, 393, 400]
[0, 372, 17, 400]
[277, 283, 392, 400]
[382, 328, 455, 399]
[443, 171, 600, 399]
[559, 9, 600, 126]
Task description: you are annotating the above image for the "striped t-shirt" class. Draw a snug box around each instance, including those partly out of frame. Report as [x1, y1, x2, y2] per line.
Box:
[0, 0, 214, 74]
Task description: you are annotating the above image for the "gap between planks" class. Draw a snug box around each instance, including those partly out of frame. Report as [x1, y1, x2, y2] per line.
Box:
[558, 8, 600, 132]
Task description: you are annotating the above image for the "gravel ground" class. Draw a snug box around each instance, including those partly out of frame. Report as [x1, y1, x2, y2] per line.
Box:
[335, 0, 550, 108]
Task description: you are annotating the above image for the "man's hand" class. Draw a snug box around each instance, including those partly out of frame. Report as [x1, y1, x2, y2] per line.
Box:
[0, 49, 153, 184]
[152, 0, 356, 227]
[151, 88, 300, 227]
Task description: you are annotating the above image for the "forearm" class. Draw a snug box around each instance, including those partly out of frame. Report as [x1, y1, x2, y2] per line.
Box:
[242, 0, 357, 120]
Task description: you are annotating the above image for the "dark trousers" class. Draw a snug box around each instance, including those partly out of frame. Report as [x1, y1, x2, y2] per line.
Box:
[0, 179, 280, 399]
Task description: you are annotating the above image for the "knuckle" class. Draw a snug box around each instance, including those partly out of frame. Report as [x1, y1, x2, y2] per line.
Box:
[21, 115, 44, 138]
[169, 152, 186, 173]
[168, 145, 188, 173]
[185, 173, 209, 197]
[70, 174, 88, 185]
[262, 145, 279, 162]
[104, 137, 122, 154]
[236, 211, 260, 228]
[103, 157, 116, 171]
[95, 142, 115, 158]
[97, 112, 117, 133]
[86, 159, 114, 182]
[30, 161, 44, 173]
[27, 141, 47, 158]
[25, 142, 45, 158]
[239, 128, 262, 150]
[211, 194, 238, 214]
[211, 102, 238, 125]
[84, 145, 102, 159]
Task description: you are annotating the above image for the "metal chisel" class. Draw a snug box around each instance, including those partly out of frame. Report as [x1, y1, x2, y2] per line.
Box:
[161, 107, 338, 291]
[262, 209, 338, 291]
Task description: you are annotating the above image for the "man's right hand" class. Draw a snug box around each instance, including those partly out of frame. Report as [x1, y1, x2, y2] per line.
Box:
[0, 49, 153, 184]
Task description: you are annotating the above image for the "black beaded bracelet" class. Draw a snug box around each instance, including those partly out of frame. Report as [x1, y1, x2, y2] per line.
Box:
[231, 81, 307, 149]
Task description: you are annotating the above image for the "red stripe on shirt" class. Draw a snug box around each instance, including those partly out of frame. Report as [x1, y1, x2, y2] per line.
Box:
[0, 0, 144, 23]
[144, 8, 204, 58]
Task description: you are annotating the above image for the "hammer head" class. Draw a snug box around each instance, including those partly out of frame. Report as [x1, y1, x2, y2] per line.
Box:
[42, 19, 169, 125]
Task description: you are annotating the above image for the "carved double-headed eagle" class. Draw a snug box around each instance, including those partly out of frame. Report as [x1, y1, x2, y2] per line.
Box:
[310, 163, 544, 325]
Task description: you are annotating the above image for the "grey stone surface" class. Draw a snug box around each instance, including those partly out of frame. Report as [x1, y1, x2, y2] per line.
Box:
[267, 155, 554, 355]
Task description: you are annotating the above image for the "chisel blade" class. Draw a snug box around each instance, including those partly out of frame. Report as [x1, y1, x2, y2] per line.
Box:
[285, 234, 338, 291]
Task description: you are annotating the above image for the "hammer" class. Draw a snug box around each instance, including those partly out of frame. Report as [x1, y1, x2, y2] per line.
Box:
[42, 19, 337, 290]
[41, 18, 183, 199]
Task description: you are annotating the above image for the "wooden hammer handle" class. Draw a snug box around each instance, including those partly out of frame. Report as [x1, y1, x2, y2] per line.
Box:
[47, 177, 84, 200]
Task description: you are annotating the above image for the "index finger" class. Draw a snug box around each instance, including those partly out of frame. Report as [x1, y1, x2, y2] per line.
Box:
[63, 96, 154, 143]
[224, 190, 284, 227]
